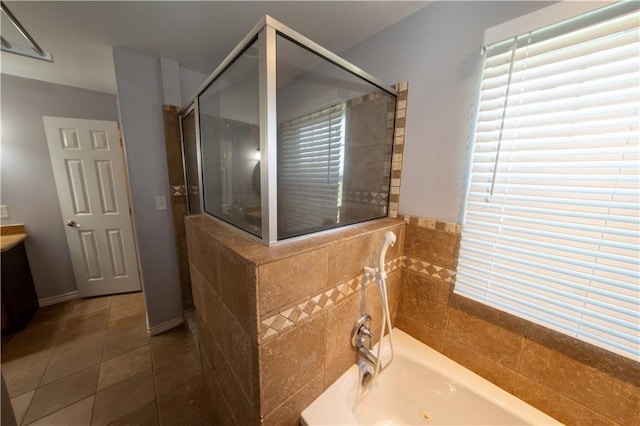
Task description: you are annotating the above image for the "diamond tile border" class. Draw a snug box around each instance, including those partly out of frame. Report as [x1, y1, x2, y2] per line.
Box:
[259, 256, 403, 343]
[172, 185, 186, 197]
[402, 255, 456, 284]
[344, 191, 389, 206]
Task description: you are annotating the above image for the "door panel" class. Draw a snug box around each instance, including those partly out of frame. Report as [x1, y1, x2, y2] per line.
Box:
[44, 117, 141, 297]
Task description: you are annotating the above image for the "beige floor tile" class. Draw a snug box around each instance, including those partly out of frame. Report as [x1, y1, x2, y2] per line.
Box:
[41, 331, 105, 385]
[1, 342, 54, 376]
[22, 365, 99, 425]
[4, 360, 48, 398]
[108, 298, 146, 323]
[110, 292, 144, 307]
[69, 297, 112, 319]
[10, 389, 34, 425]
[27, 396, 94, 426]
[157, 378, 216, 426]
[153, 347, 202, 397]
[91, 369, 155, 426]
[57, 309, 110, 344]
[102, 330, 149, 362]
[150, 324, 197, 363]
[109, 401, 158, 426]
[97, 345, 151, 391]
[102, 313, 149, 361]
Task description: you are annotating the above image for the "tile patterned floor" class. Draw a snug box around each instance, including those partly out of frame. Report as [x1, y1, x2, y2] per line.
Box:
[1, 293, 216, 425]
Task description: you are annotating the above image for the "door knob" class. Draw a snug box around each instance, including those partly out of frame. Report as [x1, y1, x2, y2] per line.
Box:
[65, 220, 80, 227]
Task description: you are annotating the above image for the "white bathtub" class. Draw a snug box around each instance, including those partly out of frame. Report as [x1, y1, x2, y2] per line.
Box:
[301, 329, 560, 425]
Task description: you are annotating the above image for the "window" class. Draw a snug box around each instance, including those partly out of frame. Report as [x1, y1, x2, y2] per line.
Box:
[456, 1, 639, 360]
[277, 102, 346, 239]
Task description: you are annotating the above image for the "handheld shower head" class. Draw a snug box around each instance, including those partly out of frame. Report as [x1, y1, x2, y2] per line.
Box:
[384, 231, 397, 248]
[378, 231, 397, 274]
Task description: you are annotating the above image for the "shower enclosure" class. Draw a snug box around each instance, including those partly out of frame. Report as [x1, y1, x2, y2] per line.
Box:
[180, 16, 398, 245]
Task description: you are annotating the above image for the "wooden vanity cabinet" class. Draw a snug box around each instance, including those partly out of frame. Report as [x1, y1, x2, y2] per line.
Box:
[1, 241, 39, 334]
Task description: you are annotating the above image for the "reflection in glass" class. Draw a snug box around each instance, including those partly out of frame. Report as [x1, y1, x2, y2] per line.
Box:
[198, 41, 262, 237]
[181, 109, 200, 214]
[276, 35, 396, 239]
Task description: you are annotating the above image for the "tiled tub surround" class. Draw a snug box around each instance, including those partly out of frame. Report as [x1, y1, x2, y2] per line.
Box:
[185, 215, 405, 425]
[396, 214, 640, 426]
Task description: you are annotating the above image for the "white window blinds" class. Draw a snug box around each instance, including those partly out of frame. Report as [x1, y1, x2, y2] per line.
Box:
[456, 1, 640, 360]
[278, 102, 346, 238]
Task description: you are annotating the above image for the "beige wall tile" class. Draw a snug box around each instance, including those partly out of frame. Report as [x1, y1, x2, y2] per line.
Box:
[395, 313, 446, 352]
[325, 292, 364, 372]
[217, 244, 258, 337]
[189, 263, 205, 317]
[205, 327, 256, 426]
[202, 353, 233, 426]
[397, 272, 450, 332]
[327, 232, 375, 284]
[519, 340, 638, 425]
[324, 355, 355, 390]
[447, 308, 523, 370]
[260, 314, 326, 416]
[263, 373, 324, 426]
[404, 225, 460, 268]
[197, 231, 221, 294]
[443, 339, 517, 393]
[450, 294, 529, 336]
[201, 283, 257, 401]
[259, 247, 329, 316]
[526, 322, 640, 388]
[513, 375, 617, 426]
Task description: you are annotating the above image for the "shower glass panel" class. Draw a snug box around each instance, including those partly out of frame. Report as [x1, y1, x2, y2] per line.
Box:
[199, 40, 262, 237]
[181, 108, 201, 214]
[187, 17, 398, 245]
[276, 35, 396, 239]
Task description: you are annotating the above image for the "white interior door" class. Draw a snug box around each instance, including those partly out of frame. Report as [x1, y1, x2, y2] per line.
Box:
[43, 117, 141, 297]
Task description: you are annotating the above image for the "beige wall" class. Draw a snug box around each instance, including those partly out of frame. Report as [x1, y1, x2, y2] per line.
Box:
[396, 214, 640, 426]
[185, 215, 405, 425]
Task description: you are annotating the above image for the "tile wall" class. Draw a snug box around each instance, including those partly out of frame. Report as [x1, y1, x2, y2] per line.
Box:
[162, 105, 193, 309]
[185, 215, 405, 425]
[396, 214, 640, 426]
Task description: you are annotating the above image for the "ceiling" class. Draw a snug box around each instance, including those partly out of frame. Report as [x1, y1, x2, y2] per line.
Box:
[1, 1, 428, 94]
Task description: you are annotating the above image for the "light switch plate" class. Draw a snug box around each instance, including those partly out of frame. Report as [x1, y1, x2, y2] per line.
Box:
[0, 205, 9, 219]
[155, 196, 167, 210]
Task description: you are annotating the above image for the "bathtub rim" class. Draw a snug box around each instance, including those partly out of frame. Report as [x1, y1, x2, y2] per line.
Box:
[301, 328, 561, 426]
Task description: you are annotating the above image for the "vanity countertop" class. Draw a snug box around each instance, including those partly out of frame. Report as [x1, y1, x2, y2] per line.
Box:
[1, 224, 28, 252]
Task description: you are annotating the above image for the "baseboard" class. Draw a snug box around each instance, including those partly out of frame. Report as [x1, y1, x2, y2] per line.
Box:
[38, 291, 80, 307]
[147, 316, 184, 336]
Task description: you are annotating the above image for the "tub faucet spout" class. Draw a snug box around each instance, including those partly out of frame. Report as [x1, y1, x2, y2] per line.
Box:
[356, 345, 378, 370]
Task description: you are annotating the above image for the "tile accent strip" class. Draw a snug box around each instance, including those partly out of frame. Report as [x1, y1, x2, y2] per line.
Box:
[259, 256, 404, 343]
[398, 213, 462, 235]
[344, 191, 389, 206]
[389, 81, 408, 219]
[402, 255, 456, 284]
